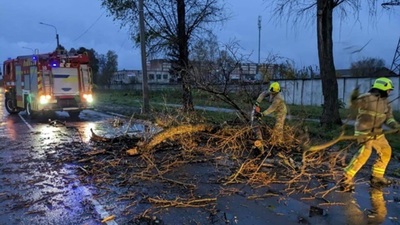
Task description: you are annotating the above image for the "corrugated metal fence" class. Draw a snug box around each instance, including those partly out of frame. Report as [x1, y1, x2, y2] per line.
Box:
[277, 76, 400, 111]
[106, 76, 400, 111]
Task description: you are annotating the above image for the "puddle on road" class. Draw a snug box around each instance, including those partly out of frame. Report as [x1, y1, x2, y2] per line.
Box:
[30, 115, 158, 144]
[75, 117, 161, 143]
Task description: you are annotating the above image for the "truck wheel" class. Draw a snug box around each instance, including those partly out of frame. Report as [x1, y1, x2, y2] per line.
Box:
[68, 111, 81, 118]
[26, 102, 36, 118]
[5, 97, 19, 114]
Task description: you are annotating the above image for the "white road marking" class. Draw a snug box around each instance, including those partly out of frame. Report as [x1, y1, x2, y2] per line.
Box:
[18, 114, 34, 131]
[80, 185, 119, 225]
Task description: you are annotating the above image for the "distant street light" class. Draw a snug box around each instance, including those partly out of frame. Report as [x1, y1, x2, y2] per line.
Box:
[22, 47, 39, 55]
[39, 22, 60, 49]
[22, 47, 34, 53]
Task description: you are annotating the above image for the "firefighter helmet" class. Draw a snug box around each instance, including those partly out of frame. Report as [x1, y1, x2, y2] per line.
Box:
[269, 82, 281, 93]
[372, 77, 394, 91]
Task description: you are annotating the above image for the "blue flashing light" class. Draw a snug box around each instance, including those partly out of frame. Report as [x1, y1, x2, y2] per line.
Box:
[49, 59, 59, 68]
[32, 55, 37, 61]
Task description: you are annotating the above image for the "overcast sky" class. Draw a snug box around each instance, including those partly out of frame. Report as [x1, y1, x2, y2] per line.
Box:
[1, 0, 399, 71]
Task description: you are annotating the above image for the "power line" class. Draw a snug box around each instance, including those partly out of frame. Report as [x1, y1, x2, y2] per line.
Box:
[73, 11, 106, 42]
[382, 0, 400, 7]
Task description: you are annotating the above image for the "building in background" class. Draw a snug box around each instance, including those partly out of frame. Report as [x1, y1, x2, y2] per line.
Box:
[113, 59, 397, 85]
[112, 59, 175, 84]
[146, 59, 174, 84]
[112, 69, 141, 84]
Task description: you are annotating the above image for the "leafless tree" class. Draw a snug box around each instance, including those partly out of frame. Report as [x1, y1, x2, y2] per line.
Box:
[268, 0, 382, 127]
[189, 40, 285, 121]
[101, 0, 227, 112]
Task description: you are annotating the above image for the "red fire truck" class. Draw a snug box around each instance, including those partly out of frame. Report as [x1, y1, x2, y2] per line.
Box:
[2, 50, 93, 118]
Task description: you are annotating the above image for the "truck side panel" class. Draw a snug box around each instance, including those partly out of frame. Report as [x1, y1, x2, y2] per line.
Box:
[80, 65, 91, 93]
[15, 66, 23, 108]
[30, 66, 38, 94]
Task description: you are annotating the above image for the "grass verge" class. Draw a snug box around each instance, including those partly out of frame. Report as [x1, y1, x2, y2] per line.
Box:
[93, 89, 400, 151]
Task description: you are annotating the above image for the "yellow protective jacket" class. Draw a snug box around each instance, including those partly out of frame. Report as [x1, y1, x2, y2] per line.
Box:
[351, 91, 399, 135]
[256, 91, 287, 119]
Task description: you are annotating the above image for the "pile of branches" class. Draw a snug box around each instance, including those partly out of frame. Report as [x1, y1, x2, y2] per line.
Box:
[71, 113, 357, 222]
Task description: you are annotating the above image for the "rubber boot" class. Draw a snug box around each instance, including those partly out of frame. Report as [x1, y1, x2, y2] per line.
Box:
[370, 176, 392, 187]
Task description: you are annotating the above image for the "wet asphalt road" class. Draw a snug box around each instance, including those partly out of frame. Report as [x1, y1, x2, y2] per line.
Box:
[1, 88, 400, 225]
[0, 90, 132, 224]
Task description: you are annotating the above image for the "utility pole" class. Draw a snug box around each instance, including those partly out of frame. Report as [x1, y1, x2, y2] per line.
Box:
[391, 38, 400, 75]
[381, 0, 400, 75]
[256, 16, 261, 79]
[139, 0, 150, 113]
[39, 22, 60, 50]
[258, 16, 261, 66]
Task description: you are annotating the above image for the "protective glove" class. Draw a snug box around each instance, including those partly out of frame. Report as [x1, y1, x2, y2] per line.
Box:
[387, 120, 400, 130]
[254, 111, 262, 119]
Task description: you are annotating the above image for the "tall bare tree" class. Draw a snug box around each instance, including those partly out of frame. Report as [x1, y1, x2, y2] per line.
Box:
[269, 0, 381, 127]
[101, 0, 226, 112]
[190, 40, 267, 121]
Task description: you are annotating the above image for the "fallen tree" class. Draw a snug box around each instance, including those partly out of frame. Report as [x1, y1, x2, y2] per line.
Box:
[126, 124, 213, 156]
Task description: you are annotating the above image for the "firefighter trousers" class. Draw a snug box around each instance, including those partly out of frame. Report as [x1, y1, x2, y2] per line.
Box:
[344, 134, 392, 178]
[271, 115, 285, 143]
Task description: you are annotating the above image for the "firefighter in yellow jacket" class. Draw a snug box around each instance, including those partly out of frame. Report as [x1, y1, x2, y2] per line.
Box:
[341, 77, 400, 191]
[254, 82, 287, 143]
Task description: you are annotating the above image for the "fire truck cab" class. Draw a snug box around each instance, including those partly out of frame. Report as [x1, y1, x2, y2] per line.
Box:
[2, 50, 93, 118]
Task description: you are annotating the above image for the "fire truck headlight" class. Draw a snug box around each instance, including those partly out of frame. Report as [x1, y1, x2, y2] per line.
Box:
[39, 95, 51, 104]
[40, 96, 47, 104]
[83, 94, 93, 103]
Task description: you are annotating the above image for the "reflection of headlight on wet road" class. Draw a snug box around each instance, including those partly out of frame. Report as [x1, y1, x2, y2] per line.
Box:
[40, 125, 58, 145]
[82, 122, 96, 142]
